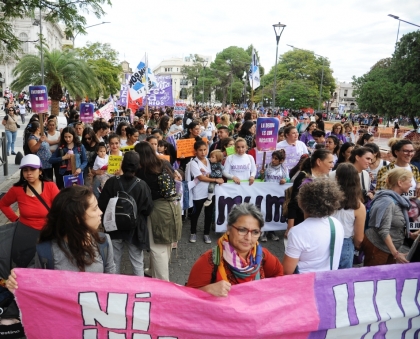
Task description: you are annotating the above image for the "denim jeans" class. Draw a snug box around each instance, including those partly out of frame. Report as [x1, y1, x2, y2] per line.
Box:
[339, 237, 355, 269]
[5, 130, 17, 153]
[112, 238, 144, 276]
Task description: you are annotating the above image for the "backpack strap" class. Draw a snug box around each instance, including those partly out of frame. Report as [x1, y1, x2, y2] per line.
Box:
[328, 217, 336, 270]
[36, 241, 54, 269]
[116, 176, 140, 194]
[97, 232, 108, 272]
[211, 246, 219, 284]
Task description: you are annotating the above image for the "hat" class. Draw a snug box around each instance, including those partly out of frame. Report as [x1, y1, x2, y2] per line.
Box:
[19, 154, 41, 169]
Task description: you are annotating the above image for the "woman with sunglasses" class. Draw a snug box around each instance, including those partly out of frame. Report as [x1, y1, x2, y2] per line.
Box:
[116, 121, 129, 146]
[82, 128, 99, 184]
[376, 140, 420, 196]
[2, 107, 19, 156]
[186, 203, 283, 297]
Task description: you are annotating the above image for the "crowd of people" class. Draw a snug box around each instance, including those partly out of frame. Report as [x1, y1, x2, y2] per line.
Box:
[1, 102, 419, 307]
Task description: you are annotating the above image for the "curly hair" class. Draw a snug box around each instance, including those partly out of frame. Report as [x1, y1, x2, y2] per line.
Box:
[297, 178, 344, 217]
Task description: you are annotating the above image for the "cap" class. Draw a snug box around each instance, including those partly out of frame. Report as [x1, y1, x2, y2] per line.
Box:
[19, 154, 41, 169]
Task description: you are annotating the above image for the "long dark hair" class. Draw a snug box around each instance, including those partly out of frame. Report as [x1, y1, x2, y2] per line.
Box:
[238, 120, 254, 137]
[39, 186, 104, 272]
[158, 115, 170, 132]
[134, 141, 170, 176]
[82, 127, 99, 149]
[121, 151, 139, 180]
[60, 126, 81, 147]
[334, 142, 355, 169]
[13, 167, 51, 187]
[335, 163, 362, 210]
[116, 121, 129, 136]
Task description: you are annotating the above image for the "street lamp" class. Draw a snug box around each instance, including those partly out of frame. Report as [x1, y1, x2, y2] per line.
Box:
[272, 22, 286, 109]
[287, 44, 326, 112]
[290, 97, 295, 111]
[388, 14, 420, 46]
[32, 9, 44, 85]
[72, 22, 111, 47]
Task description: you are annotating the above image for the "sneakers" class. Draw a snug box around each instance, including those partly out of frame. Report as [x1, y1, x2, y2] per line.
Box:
[189, 234, 197, 243]
[260, 232, 267, 242]
[203, 199, 212, 207]
[11, 151, 16, 155]
[269, 232, 280, 241]
[203, 235, 211, 244]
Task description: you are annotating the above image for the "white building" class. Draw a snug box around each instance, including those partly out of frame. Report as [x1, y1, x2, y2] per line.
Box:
[0, 10, 68, 96]
[153, 55, 213, 104]
[330, 81, 358, 112]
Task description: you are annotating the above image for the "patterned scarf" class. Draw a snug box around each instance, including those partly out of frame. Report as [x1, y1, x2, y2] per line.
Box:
[212, 233, 263, 283]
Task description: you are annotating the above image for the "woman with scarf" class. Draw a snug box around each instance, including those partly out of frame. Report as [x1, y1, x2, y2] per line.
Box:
[363, 168, 420, 266]
[186, 203, 283, 297]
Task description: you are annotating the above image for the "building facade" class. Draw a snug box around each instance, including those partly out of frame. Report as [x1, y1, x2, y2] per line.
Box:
[0, 10, 68, 96]
[330, 81, 358, 113]
[153, 55, 213, 105]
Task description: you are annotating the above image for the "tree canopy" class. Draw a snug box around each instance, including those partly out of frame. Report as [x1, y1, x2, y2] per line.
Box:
[0, 0, 111, 61]
[75, 42, 122, 98]
[352, 30, 420, 119]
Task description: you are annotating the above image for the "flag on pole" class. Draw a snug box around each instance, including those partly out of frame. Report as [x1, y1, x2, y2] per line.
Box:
[249, 49, 260, 90]
[128, 56, 157, 100]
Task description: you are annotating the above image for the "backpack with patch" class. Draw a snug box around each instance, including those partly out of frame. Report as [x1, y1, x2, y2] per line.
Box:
[110, 177, 140, 231]
[157, 166, 177, 199]
[36, 232, 109, 271]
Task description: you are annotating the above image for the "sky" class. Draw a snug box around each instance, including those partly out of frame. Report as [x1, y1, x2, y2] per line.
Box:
[75, 0, 420, 83]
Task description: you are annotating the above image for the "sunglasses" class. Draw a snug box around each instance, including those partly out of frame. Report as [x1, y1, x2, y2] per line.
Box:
[85, 137, 92, 140]
[8, 109, 14, 111]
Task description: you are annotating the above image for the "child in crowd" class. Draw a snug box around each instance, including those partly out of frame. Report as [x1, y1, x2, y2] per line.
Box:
[259, 150, 289, 242]
[158, 139, 170, 157]
[203, 150, 224, 206]
[277, 128, 285, 142]
[93, 142, 110, 190]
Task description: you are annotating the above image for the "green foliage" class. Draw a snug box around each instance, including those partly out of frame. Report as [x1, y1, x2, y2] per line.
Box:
[75, 42, 122, 98]
[10, 48, 99, 115]
[260, 49, 335, 108]
[0, 0, 111, 62]
[352, 31, 420, 117]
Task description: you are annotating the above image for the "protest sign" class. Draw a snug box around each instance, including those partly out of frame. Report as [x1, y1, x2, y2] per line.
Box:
[80, 103, 95, 124]
[176, 139, 195, 158]
[226, 146, 235, 156]
[120, 145, 135, 154]
[145, 75, 173, 107]
[157, 154, 170, 162]
[15, 262, 420, 338]
[94, 101, 113, 121]
[215, 182, 291, 232]
[107, 155, 123, 175]
[29, 85, 48, 114]
[63, 173, 84, 188]
[174, 100, 187, 117]
[255, 117, 279, 151]
[118, 84, 128, 107]
[57, 116, 67, 130]
[114, 116, 130, 128]
[277, 145, 302, 171]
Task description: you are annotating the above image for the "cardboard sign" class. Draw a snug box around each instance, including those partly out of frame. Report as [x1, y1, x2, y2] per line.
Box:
[63, 173, 84, 188]
[107, 155, 123, 175]
[176, 138, 196, 158]
[114, 116, 130, 128]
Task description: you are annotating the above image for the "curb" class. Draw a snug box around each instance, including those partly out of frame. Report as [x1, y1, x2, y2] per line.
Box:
[0, 169, 21, 192]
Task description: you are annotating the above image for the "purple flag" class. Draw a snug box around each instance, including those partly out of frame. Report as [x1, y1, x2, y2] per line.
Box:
[144, 75, 173, 107]
[118, 84, 128, 107]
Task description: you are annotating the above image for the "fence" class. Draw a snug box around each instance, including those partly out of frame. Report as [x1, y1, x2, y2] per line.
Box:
[0, 132, 8, 176]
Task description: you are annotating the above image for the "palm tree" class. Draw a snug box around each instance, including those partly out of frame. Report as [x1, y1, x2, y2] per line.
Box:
[11, 48, 99, 115]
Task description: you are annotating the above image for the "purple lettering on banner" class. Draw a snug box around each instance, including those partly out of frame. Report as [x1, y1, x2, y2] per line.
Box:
[79, 103, 95, 124]
[29, 85, 48, 114]
[119, 84, 128, 107]
[280, 145, 302, 171]
[144, 75, 173, 107]
[256, 117, 279, 151]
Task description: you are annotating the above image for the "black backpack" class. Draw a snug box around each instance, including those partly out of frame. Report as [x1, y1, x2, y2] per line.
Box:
[114, 177, 140, 231]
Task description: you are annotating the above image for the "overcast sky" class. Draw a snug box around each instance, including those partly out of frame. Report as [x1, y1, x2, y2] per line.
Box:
[75, 0, 420, 83]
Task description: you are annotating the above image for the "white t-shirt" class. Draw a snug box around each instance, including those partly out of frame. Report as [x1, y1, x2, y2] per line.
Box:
[286, 216, 344, 273]
[169, 124, 183, 134]
[18, 104, 26, 115]
[203, 122, 215, 139]
[93, 154, 109, 170]
[47, 130, 60, 152]
[190, 158, 211, 200]
[276, 140, 309, 155]
[224, 154, 257, 180]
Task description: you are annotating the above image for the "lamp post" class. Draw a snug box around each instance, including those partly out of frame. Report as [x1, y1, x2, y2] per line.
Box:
[202, 60, 208, 106]
[388, 14, 420, 46]
[32, 9, 44, 85]
[72, 22, 111, 47]
[272, 22, 286, 109]
[287, 44, 326, 112]
[290, 97, 295, 112]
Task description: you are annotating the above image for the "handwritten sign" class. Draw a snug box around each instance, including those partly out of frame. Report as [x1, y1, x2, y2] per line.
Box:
[119, 145, 135, 154]
[107, 155, 123, 175]
[255, 117, 279, 151]
[176, 138, 196, 158]
[278, 145, 302, 171]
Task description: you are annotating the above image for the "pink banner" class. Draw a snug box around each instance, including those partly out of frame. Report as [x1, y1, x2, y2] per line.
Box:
[14, 263, 420, 338]
[94, 101, 113, 121]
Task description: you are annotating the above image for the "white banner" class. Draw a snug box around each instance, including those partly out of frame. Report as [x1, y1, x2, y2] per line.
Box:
[215, 182, 292, 232]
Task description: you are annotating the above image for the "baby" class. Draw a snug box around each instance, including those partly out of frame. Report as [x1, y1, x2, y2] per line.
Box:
[203, 149, 224, 207]
[93, 142, 110, 190]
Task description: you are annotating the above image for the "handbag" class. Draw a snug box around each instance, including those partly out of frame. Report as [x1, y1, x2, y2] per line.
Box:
[7, 114, 20, 129]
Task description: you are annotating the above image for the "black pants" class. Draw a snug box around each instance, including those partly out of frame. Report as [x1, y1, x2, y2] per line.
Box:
[190, 197, 214, 235]
[43, 168, 53, 181]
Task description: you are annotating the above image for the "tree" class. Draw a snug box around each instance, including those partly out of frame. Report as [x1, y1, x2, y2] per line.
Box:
[11, 49, 99, 115]
[260, 49, 335, 109]
[352, 31, 420, 123]
[75, 42, 122, 98]
[0, 0, 111, 61]
[180, 54, 206, 104]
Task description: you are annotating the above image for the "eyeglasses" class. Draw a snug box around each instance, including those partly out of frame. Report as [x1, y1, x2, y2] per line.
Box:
[401, 150, 415, 154]
[230, 224, 261, 237]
